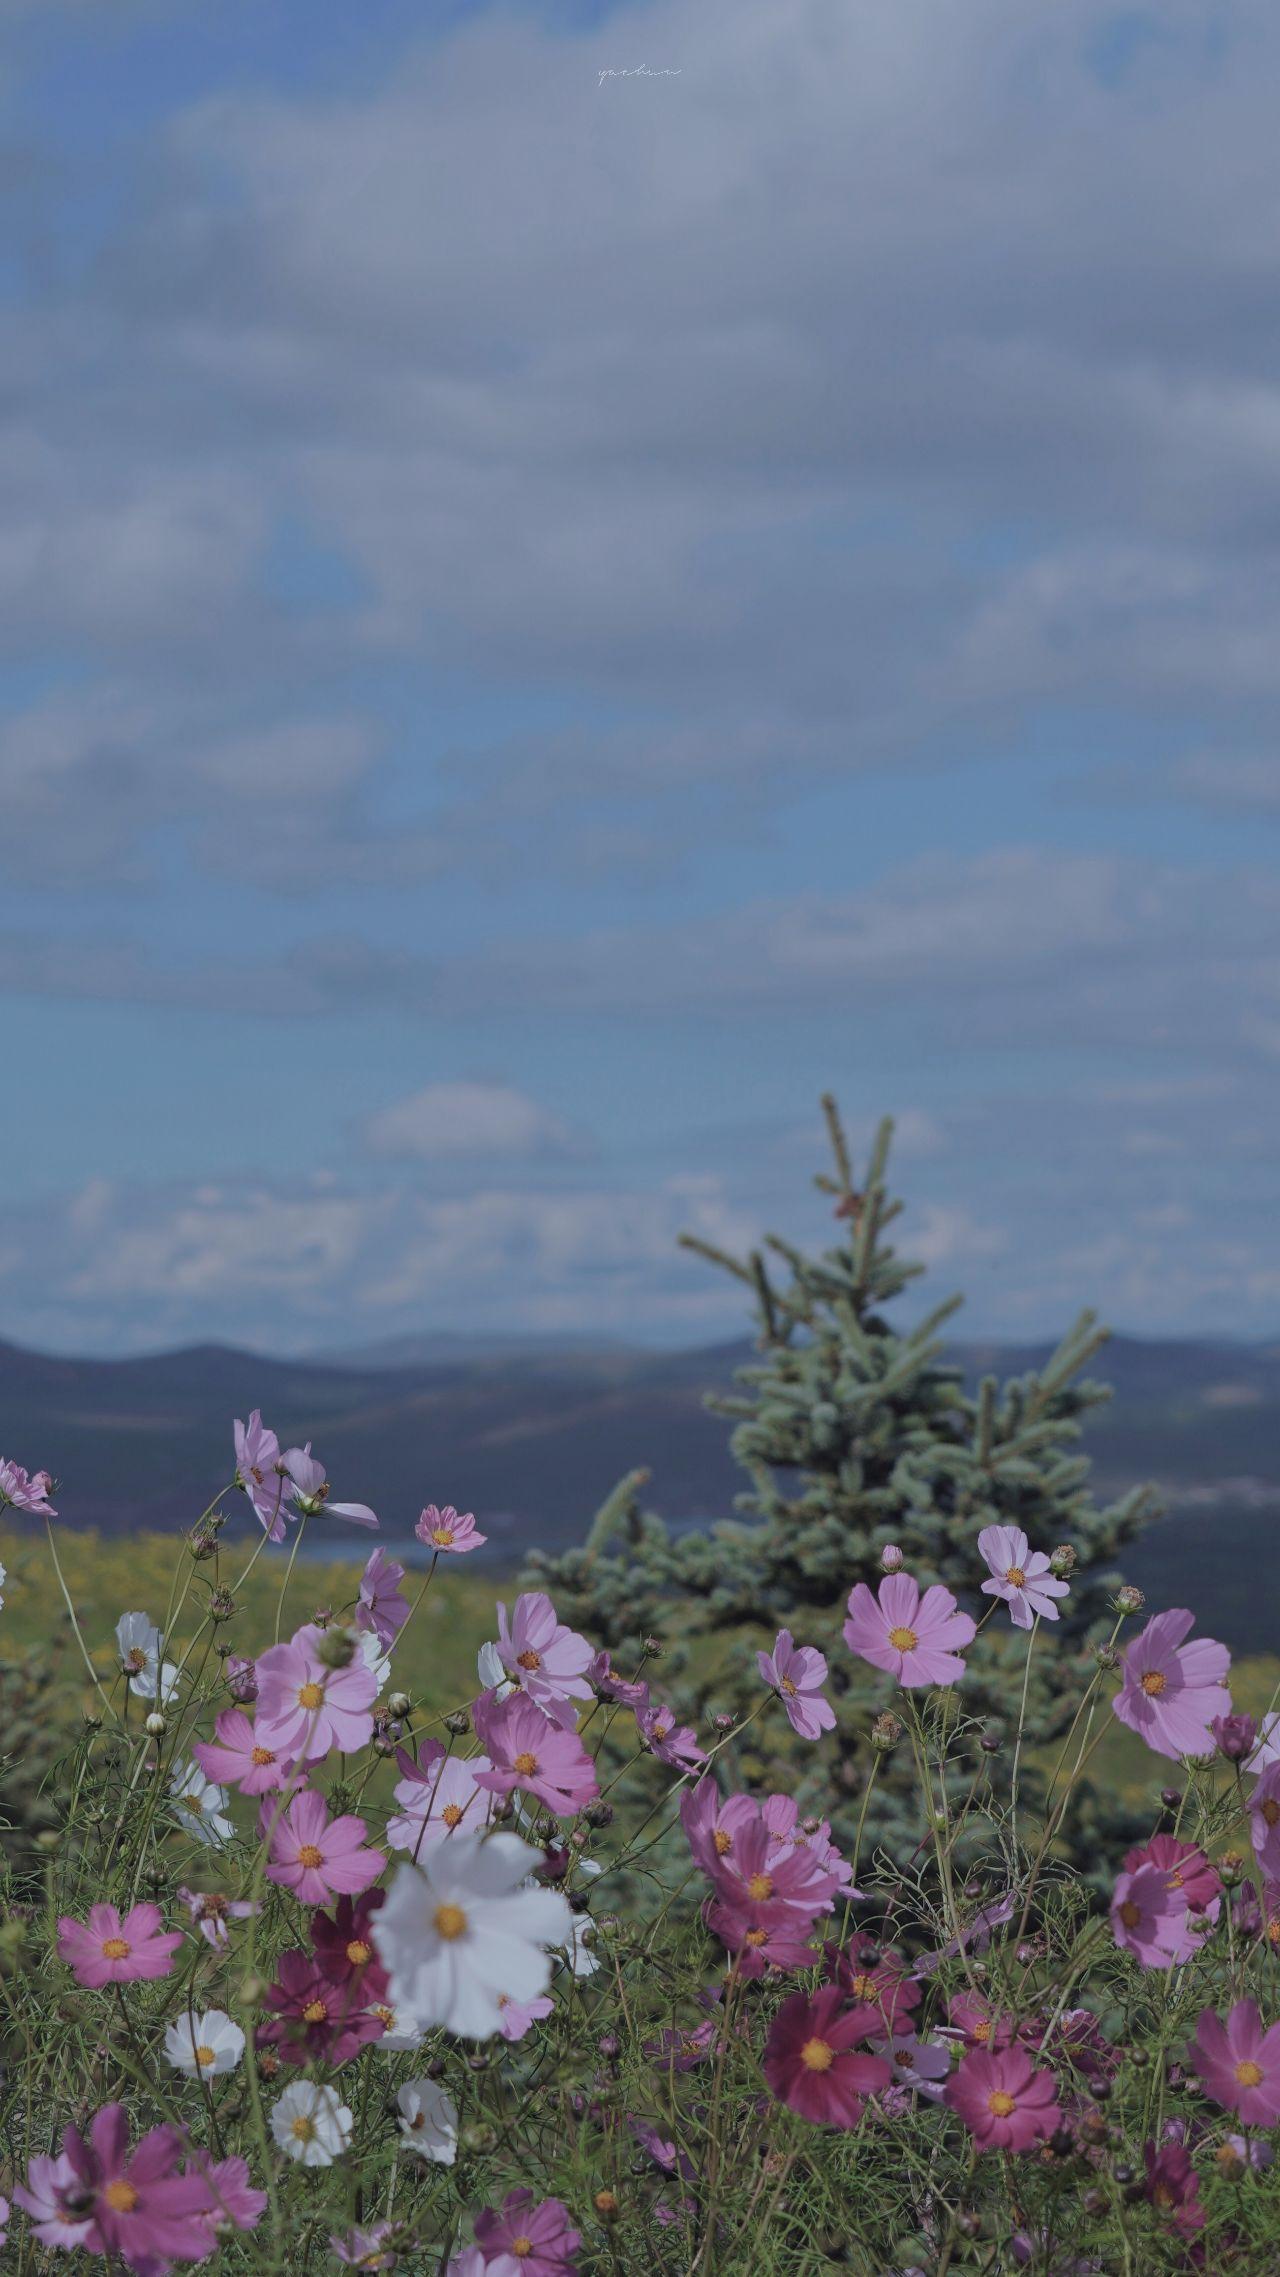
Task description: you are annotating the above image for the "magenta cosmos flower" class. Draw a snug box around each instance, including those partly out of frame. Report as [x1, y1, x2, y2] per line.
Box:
[1249, 1762, 1280, 1878]
[761, 1794, 857, 1890]
[943, 2045, 1061, 2151]
[233, 1411, 289, 1541]
[0, 1457, 56, 1517]
[266, 1787, 385, 1904]
[1111, 1608, 1231, 1760]
[588, 1649, 649, 1707]
[472, 1690, 599, 1815]
[56, 1901, 183, 1989]
[356, 1547, 410, 1648]
[15, 2104, 216, 2271]
[636, 1699, 706, 1771]
[1143, 2143, 1205, 2242]
[763, 1986, 892, 2125]
[416, 1503, 487, 1555]
[757, 1629, 836, 1739]
[977, 1525, 1070, 1629]
[281, 1443, 378, 1529]
[1111, 1862, 1201, 1969]
[254, 1622, 378, 1759]
[843, 1572, 976, 1688]
[1191, 1998, 1280, 2123]
[257, 1949, 386, 2068]
[473, 2190, 581, 2276]
[495, 1591, 593, 1725]
[193, 1707, 290, 1796]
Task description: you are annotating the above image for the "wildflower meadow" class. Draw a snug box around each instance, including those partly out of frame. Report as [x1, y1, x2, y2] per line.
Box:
[2, 1113, 1279, 2275]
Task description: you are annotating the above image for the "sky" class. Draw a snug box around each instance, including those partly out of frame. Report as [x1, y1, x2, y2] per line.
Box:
[0, 0, 1277, 1358]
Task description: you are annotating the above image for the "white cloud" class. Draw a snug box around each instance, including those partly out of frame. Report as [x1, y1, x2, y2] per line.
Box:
[361, 1081, 578, 1162]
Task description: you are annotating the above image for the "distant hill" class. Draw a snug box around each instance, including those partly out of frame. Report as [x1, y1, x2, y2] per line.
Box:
[1, 1330, 1276, 1649]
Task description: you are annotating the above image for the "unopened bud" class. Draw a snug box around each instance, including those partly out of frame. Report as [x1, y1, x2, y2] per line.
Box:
[144, 1711, 167, 1737]
[209, 1589, 236, 1623]
[257, 2052, 280, 2081]
[1114, 1585, 1144, 1615]
[642, 1635, 665, 1658]
[83, 1709, 103, 1730]
[316, 1626, 357, 1671]
[871, 1712, 902, 1753]
[1218, 1849, 1247, 1887]
[467, 2049, 489, 2072]
[460, 2121, 495, 2155]
[881, 1545, 904, 1574]
[712, 1711, 735, 1733]
[372, 1733, 397, 1758]
[980, 1730, 1003, 1754]
[1094, 1644, 1119, 1670]
[1160, 1787, 1182, 1811]
[1049, 1544, 1076, 1579]
[584, 1800, 614, 1829]
[226, 1655, 258, 1704]
[444, 1709, 470, 1737]
[387, 1690, 411, 1719]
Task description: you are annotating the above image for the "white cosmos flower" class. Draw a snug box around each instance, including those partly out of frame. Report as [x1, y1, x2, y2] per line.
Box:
[476, 1641, 515, 1699]
[271, 2081, 353, 2166]
[169, 1760, 234, 1847]
[378, 1829, 572, 2042]
[163, 2007, 245, 2078]
[355, 1626, 391, 1695]
[116, 1611, 180, 1702]
[396, 2077, 458, 2163]
[560, 1914, 600, 1980]
[374, 2001, 427, 2052]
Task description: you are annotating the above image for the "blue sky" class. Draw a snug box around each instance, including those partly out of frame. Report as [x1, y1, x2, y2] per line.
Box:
[0, 0, 1277, 1356]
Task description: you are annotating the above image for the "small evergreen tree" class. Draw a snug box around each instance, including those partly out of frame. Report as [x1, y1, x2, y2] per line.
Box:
[526, 1098, 1159, 1871]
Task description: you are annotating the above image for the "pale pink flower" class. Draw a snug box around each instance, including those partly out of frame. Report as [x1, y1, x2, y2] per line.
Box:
[233, 1411, 289, 1541]
[177, 1886, 258, 1948]
[843, 1572, 976, 1687]
[1191, 1999, 1280, 2123]
[496, 1990, 554, 2041]
[636, 1700, 706, 1771]
[1250, 1761, 1280, 1878]
[1112, 1609, 1232, 1761]
[415, 1504, 487, 1554]
[495, 1591, 593, 1725]
[57, 1902, 183, 1988]
[977, 1525, 1070, 1629]
[253, 1623, 378, 1759]
[385, 1744, 493, 1853]
[760, 1794, 857, 1889]
[266, 1788, 385, 1903]
[589, 1649, 649, 1707]
[473, 1690, 599, 1815]
[757, 1629, 836, 1738]
[282, 1444, 378, 1529]
[1111, 1863, 1202, 1969]
[0, 1458, 56, 1517]
[356, 1548, 410, 1649]
[193, 1708, 290, 1795]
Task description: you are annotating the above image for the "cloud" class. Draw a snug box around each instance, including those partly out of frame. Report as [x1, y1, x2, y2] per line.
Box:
[360, 1081, 579, 1162]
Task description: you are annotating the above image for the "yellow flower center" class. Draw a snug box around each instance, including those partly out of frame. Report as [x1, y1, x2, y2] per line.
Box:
[441, 1803, 464, 1827]
[849, 1973, 877, 2000]
[746, 1872, 774, 1901]
[1268, 1917, 1280, 1948]
[373, 2005, 395, 2027]
[780, 1676, 798, 1695]
[512, 2242, 533, 2260]
[195, 2043, 217, 2067]
[887, 1625, 918, 1653]
[101, 1936, 131, 1960]
[346, 1939, 371, 1966]
[987, 2090, 1016, 2117]
[1005, 1566, 1026, 1587]
[251, 1746, 275, 1766]
[431, 1526, 454, 1545]
[303, 1999, 328, 2024]
[103, 2180, 139, 2213]
[1236, 2059, 1264, 2087]
[1140, 1670, 1167, 1697]
[298, 1682, 325, 1710]
[1119, 1900, 1142, 1929]
[434, 1902, 468, 1941]
[972, 2020, 991, 2044]
[513, 1751, 539, 1775]
[290, 2115, 316, 2142]
[744, 1927, 769, 1946]
[516, 1649, 542, 1671]
[297, 1844, 324, 1870]
[126, 1648, 147, 1671]
[800, 2036, 834, 2071]
[1262, 1800, 1280, 1828]
[713, 1828, 733, 1855]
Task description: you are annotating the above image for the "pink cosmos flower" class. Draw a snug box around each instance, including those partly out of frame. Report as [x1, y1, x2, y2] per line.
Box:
[589, 1650, 650, 1707]
[1191, 1998, 1280, 2122]
[332, 2223, 400, 2269]
[636, 1700, 707, 1771]
[233, 1411, 289, 1541]
[757, 1629, 836, 1738]
[193, 1707, 290, 1795]
[495, 1591, 593, 1725]
[281, 1443, 378, 1529]
[356, 1547, 410, 1649]
[496, 1990, 555, 2041]
[416, 1503, 487, 1555]
[310, 1889, 388, 1993]
[1143, 2142, 1205, 2241]
[943, 2044, 1061, 2151]
[15, 2104, 215, 2272]
[1111, 1608, 1232, 1761]
[977, 1524, 1070, 1629]
[1122, 1833, 1222, 1915]
[57, 1901, 183, 1989]
[386, 1742, 493, 1853]
[705, 1811, 838, 1922]
[1111, 1862, 1202, 1969]
[944, 1991, 1018, 2051]
[177, 1885, 257, 1949]
[258, 1949, 386, 2067]
[472, 1689, 599, 1815]
[1249, 1761, 1280, 1877]
[761, 1794, 857, 1890]
[843, 1572, 976, 1688]
[253, 1622, 378, 1759]
[827, 1937, 922, 2034]
[266, 1787, 386, 1904]
[0, 1457, 56, 1517]
[680, 1783, 759, 1877]
[189, 2152, 268, 2241]
[474, 2190, 581, 2276]
[763, 1986, 893, 2125]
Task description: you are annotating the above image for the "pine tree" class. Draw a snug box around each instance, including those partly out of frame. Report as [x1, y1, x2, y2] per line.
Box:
[525, 1099, 1159, 1871]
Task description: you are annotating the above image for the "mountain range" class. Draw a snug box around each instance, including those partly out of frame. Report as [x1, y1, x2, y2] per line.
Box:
[1, 1329, 1275, 1649]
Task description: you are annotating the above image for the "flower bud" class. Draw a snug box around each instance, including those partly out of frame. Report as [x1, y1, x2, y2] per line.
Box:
[584, 1799, 614, 1829]
[467, 2049, 490, 2072]
[257, 2051, 280, 2081]
[1114, 1585, 1144, 1614]
[1160, 1787, 1182, 1811]
[388, 1690, 412, 1720]
[1218, 1849, 1247, 1887]
[373, 1733, 397, 1758]
[642, 1635, 665, 1657]
[187, 1524, 216, 1561]
[1215, 2143, 1246, 2181]
[597, 2032, 620, 2058]
[460, 2121, 495, 2155]
[1094, 1644, 1119, 1670]
[209, 1588, 236, 1623]
[1049, 1544, 1076, 1579]
[445, 1709, 471, 1737]
[316, 1625, 357, 1671]
[871, 1711, 902, 1753]
[880, 1544, 904, 1574]
[980, 1730, 1003, 1754]
[226, 1655, 258, 1704]
[83, 1708, 103, 1731]
[1212, 1711, 1258, 1762]
[712, 1711, 735, 1733]
[144, 1711, 167, 1737]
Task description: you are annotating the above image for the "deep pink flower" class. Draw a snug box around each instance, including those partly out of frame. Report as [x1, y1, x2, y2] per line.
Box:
[472, 1690, 599, 1815]
[764, 1986, 893, 2125]
[945, 1990, 1019, 2051]
[0, 1458, 56, 1517]
[282, 1443, 378, 1529]
[1122, 1833, 1222, 1915]
[189, 2152, 267, 2240]
[193, 1707, 290, 1795]
[253, 1622, 378, 1759]
[705, 1812, 838, 1923]
[827, 1938, 922, 2033]
[233, 1411, 289, 1541]
[1111, 1608, 1232, 1761]
[496, 1990, 554, 2041]
[1191, 1999, 1280, 2123]
[636, 1700, 706, 1771]
[474, 2190, 581, 2276]
[416, 1503, 487, 1555]
[680, 1783, 759, 1877]
[1143, 2142, 1205, 2240]
[589, 1649, 650, 1707]
[761, 1794, 856, 1889]
[710, 1907, 823, 1975]
[386, 1742, 493, 1853]
[496, 1591, 593, 1725]
[356, 1547, 410, 1649]
[15, 2104, 215, 2272]
[310, 1887, 387, 1983]
[266, 1787, 385, 1903]
[57, 1902, 183, 1989]
[1250, 1761, 1280, 1878]
[177, 1885, 257, 1949]
[757, 1629, 836, 1738]
[944, 2044, 1061, 2151]
[258, 1948, 385, 2067]
[977, 1524, 1070, 1628]
[843, 1573, 976, 1688]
